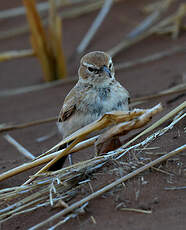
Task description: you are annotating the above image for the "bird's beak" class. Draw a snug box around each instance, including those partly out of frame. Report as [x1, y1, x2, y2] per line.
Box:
[102, 66, 112, 78]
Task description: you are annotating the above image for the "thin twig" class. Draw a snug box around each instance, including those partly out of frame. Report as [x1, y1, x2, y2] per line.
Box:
[0, 116, 57, 133]
[131, 83, 186, 104]
[120, 207, 152, 214]
[0, 82, 184, 134]
[77, 0, 113, 54]
[0, 105, 160, 182]
[108, 0, 174, 57]
[0, 136, 97, 182]
[164, 186, 186, 190]
[29, 144, 186, 229]
[0, 76, 77, 97]
[23, 136, 86, 185]
[1, 43, 184, 97]
[0, 0, 105, 41]
[46, 108, 148, 153]
[121, 101, 186, 150]
[3, 134, 35, 160]
[48, 0, 67, 79]
[0, 0, 89, 20]
[115, 46, 186, 71]
[49, 202, 88, 229]
[0, 49, 34, 62]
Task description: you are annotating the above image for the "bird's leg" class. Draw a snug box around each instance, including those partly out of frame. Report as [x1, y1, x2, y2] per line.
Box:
[68, 153, 73, 165]
[47, 140, 74, 171]
[66, 140, 74, 165]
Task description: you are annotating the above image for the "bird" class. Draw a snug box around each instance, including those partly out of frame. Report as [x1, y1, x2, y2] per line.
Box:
[48, 51, 130, 171]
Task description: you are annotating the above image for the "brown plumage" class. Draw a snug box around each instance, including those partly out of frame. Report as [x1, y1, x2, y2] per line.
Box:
[48, 51, 130, 171]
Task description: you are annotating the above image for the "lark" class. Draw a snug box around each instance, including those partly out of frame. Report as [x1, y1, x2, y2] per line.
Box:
[49, 51, 130, 170]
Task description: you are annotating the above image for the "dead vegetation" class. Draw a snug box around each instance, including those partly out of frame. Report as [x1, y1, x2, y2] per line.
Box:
[0, 0, 186, 229]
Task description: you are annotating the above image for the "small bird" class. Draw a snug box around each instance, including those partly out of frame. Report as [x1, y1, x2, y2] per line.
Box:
[48, 51, 130, 171]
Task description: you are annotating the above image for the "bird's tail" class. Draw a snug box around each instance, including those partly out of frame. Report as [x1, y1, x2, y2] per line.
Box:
[47, 143, 68, 171]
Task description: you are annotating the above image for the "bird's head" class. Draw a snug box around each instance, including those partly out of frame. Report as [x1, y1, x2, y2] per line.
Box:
[78, 51, 115, 84]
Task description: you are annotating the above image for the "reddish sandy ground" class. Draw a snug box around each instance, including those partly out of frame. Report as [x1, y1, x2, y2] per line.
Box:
[0, 0, 186, 229]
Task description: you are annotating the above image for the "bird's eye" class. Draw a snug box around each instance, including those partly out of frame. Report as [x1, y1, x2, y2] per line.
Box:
[88, 67, 94, 72]
[109, 63, 112, 69]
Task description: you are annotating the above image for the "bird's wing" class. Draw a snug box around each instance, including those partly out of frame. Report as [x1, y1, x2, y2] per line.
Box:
[117, 82, 130, 104]
[58, 87, 78, 122]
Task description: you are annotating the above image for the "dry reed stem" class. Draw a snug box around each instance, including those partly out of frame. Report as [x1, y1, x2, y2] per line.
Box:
[24, 0, 55, 82]
[0, 116, 57, 133]
[114, 111, 186, 160]
[0, 0, 90, 20]
[151, 3, 186, 39]
[0, 77, 77, 97]
[25, 105, 162, 185]
[131, 83, 186, 104]
[49, 0, 67, 79]
[0, 102, 184, 183]
[0, 43, 184, 97]
[0, 136, 97, 182]
[173, 4, 186, 39]
[77, 0, 113, 54]
[164, 186, 186, 190]
[115, 46, 186, 71]
[96, 104, 162, 149]
[108, 0, 173, 57]
[107, 0, 174, 57]
[0, 49, 34, 62]
[0, 108, 184, 224]
[121, 101, 186, 150]
[143, 1, 163, 13]
[120, 208, 152, 214]
[0, 111, 183, 207]
[0, 81, 184, 133]
[0, 105, 159, 183]
[3, 134, 35, 160]
[0, 0, 104, 41]
[30, 144, 186, 229]
[23, 136, 86, 185]
[47, 109, 147, 153]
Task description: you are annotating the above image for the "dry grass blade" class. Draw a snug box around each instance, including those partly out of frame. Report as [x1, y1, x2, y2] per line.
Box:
[0, 136, 97, 182]
[0, 0, 89, 20]
[0, 105, 160, 183]
[131, 83, 186, 105]
[0, 49, 34, 62]
[23, 136, 86, 185]
[25, 105, 162, 185]
[115, 46, 186, 71]
[0, 0, 104, 41]
[153, 3, 186, 39]
[0, 116, 57, 133]
[114, 110, 186, 160]
[108, 0, 174, 57]
[121, 101, 186, 149]
[0, 106, 185, 225]
[0, 83, 184, 134]
[29, 144, 186, 229]
[3, 134, 35, 160]
[0, 76, 77, 97]
[0, 1, 48, 20]
[164, 186, 186, 190]
[96, 104, 162, 150]
[77, 0, 113, 54]
[49, 0, 67, 79]
[120, 208, 152, 214]
[0, 45, 185, 97]
[23, 0, 55, 81]
[47, 109, 147, 153]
